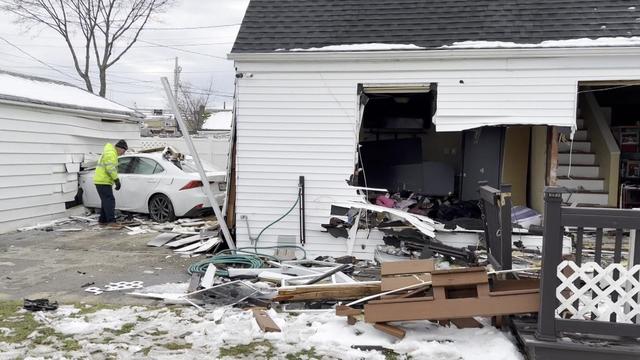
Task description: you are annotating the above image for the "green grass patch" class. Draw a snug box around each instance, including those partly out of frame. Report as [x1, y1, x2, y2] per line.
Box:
[0, 301, 40, 344]
[163, 342, 193, 350]
[286, 347, 322, 360]
[219, 340, 276, 359]
[107, 322, 135, 336]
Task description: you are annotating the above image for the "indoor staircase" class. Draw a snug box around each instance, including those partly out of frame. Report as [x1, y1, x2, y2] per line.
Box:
[557, 118, 610, 206]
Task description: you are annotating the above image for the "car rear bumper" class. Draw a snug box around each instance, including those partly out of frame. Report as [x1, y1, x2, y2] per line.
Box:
[172, 191, 226, 217]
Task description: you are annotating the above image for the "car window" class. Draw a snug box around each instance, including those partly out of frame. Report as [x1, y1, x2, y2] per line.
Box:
[132, 158, 163, 175]
[118, 157, 135, 174]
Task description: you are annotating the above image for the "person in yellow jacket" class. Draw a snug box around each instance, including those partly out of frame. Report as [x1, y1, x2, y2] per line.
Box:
[94, 140, 128, 224]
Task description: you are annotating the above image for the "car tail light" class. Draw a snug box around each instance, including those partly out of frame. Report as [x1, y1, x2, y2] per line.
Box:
[180, 180, 203, 190]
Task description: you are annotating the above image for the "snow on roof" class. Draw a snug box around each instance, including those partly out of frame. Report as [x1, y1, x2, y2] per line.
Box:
[282, 43, 425, 52]
[0, 70, 139, 118]
[202, 111, 232, 130]
[442, 37, 640, 49]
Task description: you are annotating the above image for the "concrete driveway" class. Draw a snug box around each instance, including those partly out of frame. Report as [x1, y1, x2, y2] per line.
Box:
[0, 224, 196, 305]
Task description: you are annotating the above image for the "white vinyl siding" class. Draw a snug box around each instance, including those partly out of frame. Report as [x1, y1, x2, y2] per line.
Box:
[0, 103, 139, 233]
[233, 49, 640, 259]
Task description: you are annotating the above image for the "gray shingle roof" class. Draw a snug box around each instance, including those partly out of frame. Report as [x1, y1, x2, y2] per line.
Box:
[232, 0, 640, 53]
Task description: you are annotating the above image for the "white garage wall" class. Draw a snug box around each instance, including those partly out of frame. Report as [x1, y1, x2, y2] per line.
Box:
[232, 48, 640, 259]
[0, 103, 140, 234]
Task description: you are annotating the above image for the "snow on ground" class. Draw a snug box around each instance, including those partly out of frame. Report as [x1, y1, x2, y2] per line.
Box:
[442, 37, 640, 49]
[0, 71, 134, 114]
[0, 302, 524, 359]
[283, 43, 425, 52]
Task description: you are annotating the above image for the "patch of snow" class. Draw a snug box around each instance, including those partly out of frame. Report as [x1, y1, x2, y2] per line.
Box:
[284, 43, 425, 52]
[0, 72, 134, 114]
[202, 110, 232, 130]
[629, 6, 637, 10]
[443, 37, 640, 49]
[4, 304, 524, 359]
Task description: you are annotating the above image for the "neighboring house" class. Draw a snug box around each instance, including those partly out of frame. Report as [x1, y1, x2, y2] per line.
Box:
[0, 70, 142, 233]
[200, 109, 232, 135]
[137, 108, 178, 137]
[229, 0, 640, 258]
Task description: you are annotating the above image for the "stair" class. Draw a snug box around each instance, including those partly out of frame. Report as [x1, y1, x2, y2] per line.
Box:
[557, 118, 609, 206]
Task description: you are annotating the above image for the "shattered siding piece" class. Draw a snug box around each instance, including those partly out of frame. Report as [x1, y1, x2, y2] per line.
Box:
[335, 201, 436, 238]
[65, 163, 81, 173]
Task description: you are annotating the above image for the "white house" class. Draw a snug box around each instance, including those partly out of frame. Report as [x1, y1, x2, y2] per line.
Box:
[0, 70, 142, 233]
[229, 1, 640, 258]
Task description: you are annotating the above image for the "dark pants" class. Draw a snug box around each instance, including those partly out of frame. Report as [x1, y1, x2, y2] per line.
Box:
[96, 184, 116, 223]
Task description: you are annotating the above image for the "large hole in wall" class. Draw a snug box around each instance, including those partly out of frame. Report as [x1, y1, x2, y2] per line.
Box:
[355, 85, 463, 198]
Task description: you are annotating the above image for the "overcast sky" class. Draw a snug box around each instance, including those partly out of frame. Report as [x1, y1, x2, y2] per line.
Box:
[0, 0, 250, 110]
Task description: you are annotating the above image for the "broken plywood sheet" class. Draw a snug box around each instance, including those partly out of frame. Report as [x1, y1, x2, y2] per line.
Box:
[274, 282, 381, 302]
[334, 201, 435, 238]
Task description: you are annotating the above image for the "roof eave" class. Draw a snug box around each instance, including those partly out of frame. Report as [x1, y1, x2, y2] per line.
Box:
[228, 46, 640, 62]
[0, 95, 142, 122]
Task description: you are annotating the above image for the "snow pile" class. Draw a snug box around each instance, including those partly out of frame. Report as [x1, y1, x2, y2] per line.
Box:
[0, 72, 134, 114]
[443, 37, 640, 49]
[1, 304, 524, 359]
[283, 43, 425, 52]
[202, 110, 233, 130]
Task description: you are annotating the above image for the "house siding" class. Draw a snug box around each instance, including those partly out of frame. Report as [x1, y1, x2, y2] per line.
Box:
[0, 103, 140, 233]
[233, 50, 640, 259]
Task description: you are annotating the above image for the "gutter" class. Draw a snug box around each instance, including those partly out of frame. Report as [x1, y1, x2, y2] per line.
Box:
[0, 97, 142, 122]
[228, 46, 640, 62]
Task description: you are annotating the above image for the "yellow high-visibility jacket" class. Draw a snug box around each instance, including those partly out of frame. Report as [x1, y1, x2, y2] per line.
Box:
[94, 143, 119, 185]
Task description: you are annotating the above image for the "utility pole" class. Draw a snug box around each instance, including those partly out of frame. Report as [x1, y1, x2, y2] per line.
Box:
[173, 57, 181, 99]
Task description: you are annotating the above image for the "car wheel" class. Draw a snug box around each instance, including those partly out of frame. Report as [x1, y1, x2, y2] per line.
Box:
[148, 194, 176, 222]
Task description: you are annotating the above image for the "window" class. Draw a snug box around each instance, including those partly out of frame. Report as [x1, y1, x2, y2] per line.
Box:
[131, 158, 164, 175]
[118, 157, 135, 174]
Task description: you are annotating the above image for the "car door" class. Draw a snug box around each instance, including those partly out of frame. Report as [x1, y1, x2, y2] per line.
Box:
[113, 156, 136, 211]
[119, 157, 165, 213]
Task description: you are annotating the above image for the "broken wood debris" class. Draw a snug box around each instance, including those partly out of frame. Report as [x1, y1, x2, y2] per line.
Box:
[252, 309, 281, 333]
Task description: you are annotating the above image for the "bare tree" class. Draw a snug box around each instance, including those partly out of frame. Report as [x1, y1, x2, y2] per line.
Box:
[2, 0, 171, 96]
[177, 81, 213, 133]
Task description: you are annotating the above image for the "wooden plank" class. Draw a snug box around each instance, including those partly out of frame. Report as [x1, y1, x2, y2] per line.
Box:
[187, 272, 203, 293]
[336, 305, 362, 316]
[252, 310, 281, 333]
[374, 323, 406, 339]
[364, 292, 539, 323]
[431, 268, 488, 287]
[370, 296, 434, 305]
[381, 274, 431, 291]
[347, 316, 357, 325]
[380, 259, 435, 276]
[451, 318, 483, 329]
[275, 283, 381, 302]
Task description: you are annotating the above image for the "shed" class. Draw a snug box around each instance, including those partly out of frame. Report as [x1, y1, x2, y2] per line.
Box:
[0, 70, 142, 233]
[229, 0, 640, 259]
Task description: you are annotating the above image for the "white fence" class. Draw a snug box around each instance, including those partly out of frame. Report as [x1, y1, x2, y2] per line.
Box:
[138, 134, 230, 171]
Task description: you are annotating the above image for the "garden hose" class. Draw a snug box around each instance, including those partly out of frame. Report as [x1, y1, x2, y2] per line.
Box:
[186, 246, 307, 276]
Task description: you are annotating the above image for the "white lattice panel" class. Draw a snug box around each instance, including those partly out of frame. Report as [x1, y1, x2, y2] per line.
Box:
[556, 261, 640, 323]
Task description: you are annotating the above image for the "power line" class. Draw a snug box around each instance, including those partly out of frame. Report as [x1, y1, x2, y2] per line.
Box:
[143, 23, 241, 30]
[0, 35, 78, 81]
[134, 38, 229, 60]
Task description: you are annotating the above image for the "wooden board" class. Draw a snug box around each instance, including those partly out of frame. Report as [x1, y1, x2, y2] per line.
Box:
[252, 310, 281, 333]
[336, 305, 362, 316]
[275, 283, 381, 302]
[431, 267, 488, 287]
[374, 323, 406, 339]
[381, 259, 435, 276]
[364, 292, 540, 323]
[451, 318, 483, 329]
[381, 273, 431, 291]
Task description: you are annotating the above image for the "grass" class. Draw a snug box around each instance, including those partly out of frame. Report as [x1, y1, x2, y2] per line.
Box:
[107, 322, 135, 336]
[163, 342, 193, 350]
[0, 301, 41, 344]
[285, 347, 322, 360]
[219, 340, 276, 359]
[0, 301, 81, 352]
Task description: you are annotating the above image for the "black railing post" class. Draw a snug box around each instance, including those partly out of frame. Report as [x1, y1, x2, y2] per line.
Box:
[535, 187, 564, 341]
[499, 184, 513, 270]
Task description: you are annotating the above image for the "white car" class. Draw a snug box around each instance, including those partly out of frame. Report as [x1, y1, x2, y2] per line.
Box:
[80, 152, 226, 222]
